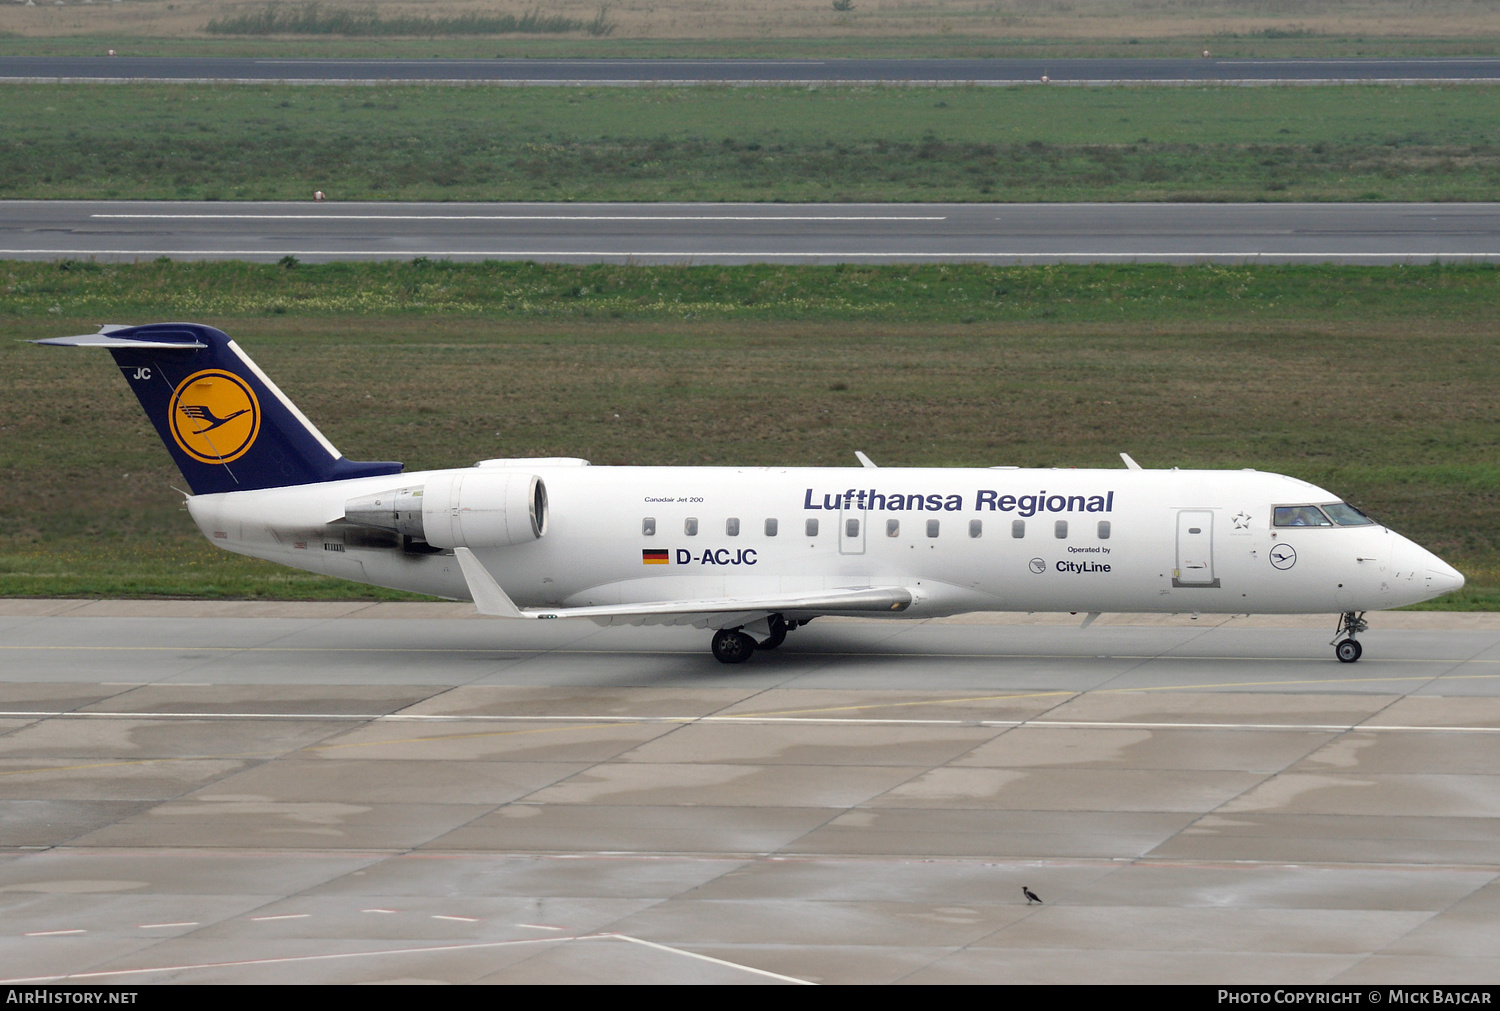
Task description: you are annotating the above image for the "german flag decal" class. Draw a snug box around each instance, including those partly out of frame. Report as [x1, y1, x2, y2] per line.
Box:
[642, 549, 669, 565]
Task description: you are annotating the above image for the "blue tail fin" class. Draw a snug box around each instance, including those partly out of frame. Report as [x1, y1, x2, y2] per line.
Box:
[35, 323, 403, 495]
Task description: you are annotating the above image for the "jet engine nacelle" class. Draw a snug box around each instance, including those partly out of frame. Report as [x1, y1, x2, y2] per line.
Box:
[345, 471, 547, 548]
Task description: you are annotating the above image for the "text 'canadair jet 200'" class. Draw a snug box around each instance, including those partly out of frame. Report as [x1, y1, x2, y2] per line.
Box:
[38, 323, 1465, 664]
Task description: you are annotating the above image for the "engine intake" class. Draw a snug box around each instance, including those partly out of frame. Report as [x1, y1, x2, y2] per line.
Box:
[345, 471, 547, 548]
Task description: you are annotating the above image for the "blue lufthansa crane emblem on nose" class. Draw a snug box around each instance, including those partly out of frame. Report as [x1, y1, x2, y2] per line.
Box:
[1269, 544, 1297, 570]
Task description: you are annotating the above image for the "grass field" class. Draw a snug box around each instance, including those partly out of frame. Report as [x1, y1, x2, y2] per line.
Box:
[6, 0, 1500, 60]
[7, 83, 1500, 202]
[2, 260, 1496, 608]
[8, 34, 1500, 61]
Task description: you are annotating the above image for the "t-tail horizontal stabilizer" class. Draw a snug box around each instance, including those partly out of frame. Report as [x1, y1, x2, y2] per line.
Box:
[34, 323, 403, 496]
[453, 548, 914, 628]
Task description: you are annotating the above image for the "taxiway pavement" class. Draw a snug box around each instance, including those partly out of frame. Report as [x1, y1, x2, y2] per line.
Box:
[6, 200, 1499, 265]
[0, 603, 1497, 983]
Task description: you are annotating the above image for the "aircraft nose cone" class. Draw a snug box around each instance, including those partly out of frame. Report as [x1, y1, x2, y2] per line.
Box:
[1426, 556, 1465, 596]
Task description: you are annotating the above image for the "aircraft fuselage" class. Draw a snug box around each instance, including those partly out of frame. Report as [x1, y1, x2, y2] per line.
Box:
[186, 464, 1461, 619]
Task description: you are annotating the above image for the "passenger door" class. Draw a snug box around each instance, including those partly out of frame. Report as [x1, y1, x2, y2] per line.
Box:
[1174, 509, 1218, 587]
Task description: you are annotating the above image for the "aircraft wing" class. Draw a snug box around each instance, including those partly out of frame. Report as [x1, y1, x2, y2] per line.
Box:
[454, 547, 911, 628]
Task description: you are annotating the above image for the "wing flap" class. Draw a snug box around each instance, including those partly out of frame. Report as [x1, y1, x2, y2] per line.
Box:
[453, 547, 912, 625]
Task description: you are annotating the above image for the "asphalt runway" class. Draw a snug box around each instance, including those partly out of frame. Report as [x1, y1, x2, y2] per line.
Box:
[7, 200, 1500, 265]
[1, 601, 1498, 984]
[6, 55, 1500, 85]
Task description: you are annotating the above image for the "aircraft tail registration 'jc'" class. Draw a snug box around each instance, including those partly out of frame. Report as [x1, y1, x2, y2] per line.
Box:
[37, 323, 1464, 664]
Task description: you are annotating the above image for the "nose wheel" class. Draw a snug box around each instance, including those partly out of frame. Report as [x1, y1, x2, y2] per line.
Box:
[1332, 611, 1368, 663]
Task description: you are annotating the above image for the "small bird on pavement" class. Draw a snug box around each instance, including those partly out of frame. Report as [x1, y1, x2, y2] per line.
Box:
[1023, 886, 1042, 904]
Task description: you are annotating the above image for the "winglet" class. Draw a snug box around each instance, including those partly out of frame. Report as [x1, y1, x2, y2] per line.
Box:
[454, 547, 526, 618]
[1120, 453, 1143, 471]
[855, 451, 877, 469]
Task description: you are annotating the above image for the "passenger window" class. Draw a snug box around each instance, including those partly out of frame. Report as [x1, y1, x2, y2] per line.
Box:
[1274, 505, 1333, 527]
[726, 518, 740, 537]
[969, 519, 982, 538]
[1097, 520, 1111, 539]
[806, 518, 819, 537]
[886, 518, 900, 537]
[846, 518, 860, 537]
[1012, 519, 1025, 538]
[642, 517, 656, 536]
[926, 519, 940, 538]
[685, 517, 699, 536]
[764, 518, 778, 536]
[1055, 520, 1068, 539]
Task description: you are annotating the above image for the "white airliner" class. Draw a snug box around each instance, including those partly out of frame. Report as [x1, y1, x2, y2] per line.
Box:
[38, 323, 1465, 664]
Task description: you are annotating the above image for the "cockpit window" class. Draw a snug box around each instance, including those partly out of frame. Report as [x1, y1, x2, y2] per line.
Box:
[1273, 505, 1334, 527]
[1322, 502, 1375, 526]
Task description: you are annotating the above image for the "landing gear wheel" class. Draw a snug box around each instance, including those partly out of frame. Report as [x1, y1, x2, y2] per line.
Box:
[756, 614, 788, 650]
[1331, 611, 1368, 663]
[711, 628, 756, 664]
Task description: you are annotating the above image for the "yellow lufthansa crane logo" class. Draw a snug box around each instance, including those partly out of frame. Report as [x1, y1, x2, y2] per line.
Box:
[168, 369, 261, 465]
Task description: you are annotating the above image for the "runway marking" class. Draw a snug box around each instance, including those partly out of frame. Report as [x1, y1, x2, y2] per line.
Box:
[432, 914, 479, 922]
[89, 214, 947, 222]
[724, 689, 1078, 719]
[287, 715, 1500, 746]
[250, 913, 309, 921]
[1215, 59, 1500, 65]
[6, 77, 1498, 88]
[251, 59, 831, 66]
[608, 933, 815, 984]
[518, 923, 565, 931]
[23, 929, 85, 937]
[2, 665, 1499, 730]
[4, 249, 1500, 261]
[362, 908, 397, 914]
[0, 932, 813, 985]
[1, 665, 1496, 781]
[138, 922, 198, 929]
[2, 247, 1500, 262]
[4, 643, 1499, 665]
[718, 671, 1500, 720]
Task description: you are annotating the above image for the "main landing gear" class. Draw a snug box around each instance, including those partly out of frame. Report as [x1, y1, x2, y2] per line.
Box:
[758, 614, 788, 651]
[710, 614, 796, 664]
[1332, 611, 1368, 663]
[711, 628, 756, 664]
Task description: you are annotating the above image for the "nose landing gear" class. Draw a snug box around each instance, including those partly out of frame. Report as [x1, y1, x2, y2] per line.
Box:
[1332, 611, 1368, 663]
